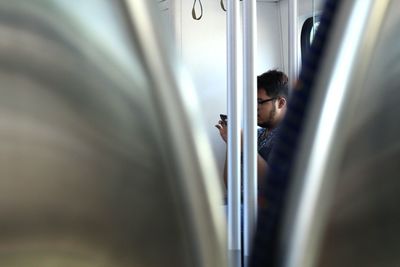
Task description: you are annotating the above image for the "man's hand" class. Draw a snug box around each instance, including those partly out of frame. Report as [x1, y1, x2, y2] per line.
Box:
[215, 120, 227, 143]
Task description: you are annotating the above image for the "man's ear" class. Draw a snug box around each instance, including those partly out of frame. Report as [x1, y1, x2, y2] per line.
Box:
[278, 97, 286, 109]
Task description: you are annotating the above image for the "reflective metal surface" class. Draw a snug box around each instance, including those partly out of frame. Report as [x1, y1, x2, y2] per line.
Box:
[0, 1, 225, 266]
[225, 0, 242, 265]
[242, 0, 257, 263]
[317, 1, 400, 266]
[282, 0, 400, 267]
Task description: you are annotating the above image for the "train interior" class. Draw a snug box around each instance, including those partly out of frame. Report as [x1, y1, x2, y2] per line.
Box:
[0, 0, 399, 267]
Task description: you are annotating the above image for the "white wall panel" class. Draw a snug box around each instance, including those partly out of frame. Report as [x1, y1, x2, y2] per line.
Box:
[257, 2, 284, 73]
[180, 0, 229, 177]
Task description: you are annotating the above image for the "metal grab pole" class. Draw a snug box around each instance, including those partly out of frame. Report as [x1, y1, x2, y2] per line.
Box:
[242, 0, 257, 265]
[227, 0, 241, 266]
[288, 0, 298, 85]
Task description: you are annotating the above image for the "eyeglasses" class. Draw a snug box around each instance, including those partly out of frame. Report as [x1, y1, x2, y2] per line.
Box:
[257, 98, 276, 105]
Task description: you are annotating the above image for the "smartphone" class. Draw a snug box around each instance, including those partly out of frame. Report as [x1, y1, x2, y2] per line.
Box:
[220, 114, 227, 123]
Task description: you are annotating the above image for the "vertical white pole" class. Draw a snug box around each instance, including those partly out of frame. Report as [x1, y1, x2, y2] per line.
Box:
[242, 0, 257, 266]
[227, 0, 241, 266]
[289, 0, 298, 86]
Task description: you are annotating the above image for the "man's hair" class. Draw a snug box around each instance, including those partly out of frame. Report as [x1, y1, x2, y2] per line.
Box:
[257, 70, 289, 98]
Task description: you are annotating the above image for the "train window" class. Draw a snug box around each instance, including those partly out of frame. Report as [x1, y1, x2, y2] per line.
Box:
[301, 16, 320, 66]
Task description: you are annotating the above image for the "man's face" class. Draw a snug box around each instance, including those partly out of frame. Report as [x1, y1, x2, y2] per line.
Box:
[257, 88, 277, 128]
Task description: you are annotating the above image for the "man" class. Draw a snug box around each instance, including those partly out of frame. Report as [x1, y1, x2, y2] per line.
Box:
[216, 69, 288, 192]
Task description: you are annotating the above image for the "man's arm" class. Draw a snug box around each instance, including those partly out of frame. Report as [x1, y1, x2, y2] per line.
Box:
[215, 120, 228, 188]
[216, 119, 268, 190]
[223, 150, 228, 188]
[257, 154, 268, 190]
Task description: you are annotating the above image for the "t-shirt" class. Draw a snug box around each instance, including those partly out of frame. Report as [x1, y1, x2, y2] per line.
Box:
[258, 127, 280, 164]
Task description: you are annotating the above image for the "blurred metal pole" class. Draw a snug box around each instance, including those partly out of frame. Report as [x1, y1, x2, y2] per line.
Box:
[282, 1, 391, 267]
[288, 0, 298, 85]
[242, 0, 257, 266]
[227, 0, 241, 266]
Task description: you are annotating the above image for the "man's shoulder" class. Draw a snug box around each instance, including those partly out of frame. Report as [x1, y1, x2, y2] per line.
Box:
[258, 127, 266, 134]
[269, 125, 283, 139]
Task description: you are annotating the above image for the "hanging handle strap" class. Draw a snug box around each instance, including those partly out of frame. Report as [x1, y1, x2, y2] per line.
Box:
[221, 0, 243, 12]
[192, 0, 203, 20]
[221, 0, 227, 11]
